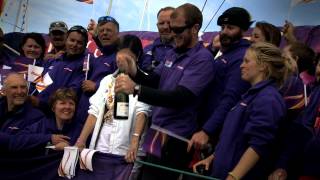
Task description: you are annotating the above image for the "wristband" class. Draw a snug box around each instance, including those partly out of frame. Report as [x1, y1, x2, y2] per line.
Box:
[132, 133, 140, 138]
[228, 172, 240, 180]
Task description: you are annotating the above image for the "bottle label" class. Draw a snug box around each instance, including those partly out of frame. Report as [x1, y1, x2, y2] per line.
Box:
[116, 102, 129, 117]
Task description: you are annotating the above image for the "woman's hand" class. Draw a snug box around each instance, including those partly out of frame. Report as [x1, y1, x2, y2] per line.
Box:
[125, 137, 139, 163]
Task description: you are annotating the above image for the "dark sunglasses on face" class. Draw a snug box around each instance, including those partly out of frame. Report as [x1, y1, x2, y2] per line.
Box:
[170, 24, 194, 34]
[51, 30, 65, 36]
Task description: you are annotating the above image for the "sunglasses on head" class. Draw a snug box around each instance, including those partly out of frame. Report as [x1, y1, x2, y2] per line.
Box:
[170, 24, 194, 34]
[98, 16, 118, 24]
[69, 25, 87, 34]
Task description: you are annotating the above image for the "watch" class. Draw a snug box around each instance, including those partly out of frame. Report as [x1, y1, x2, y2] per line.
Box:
[133, 84, 140, 97]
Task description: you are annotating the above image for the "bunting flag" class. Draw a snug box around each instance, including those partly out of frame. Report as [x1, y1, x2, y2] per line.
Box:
[27, 64, 44, 82]
[79, 148, 99, 171]
[58, 146, 79, 179]
[76, 0, 93, 4]
[35, 72, 53, 93]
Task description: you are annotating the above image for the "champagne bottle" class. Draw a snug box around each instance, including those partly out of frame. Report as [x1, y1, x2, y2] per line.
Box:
[113, 69, 129, 120]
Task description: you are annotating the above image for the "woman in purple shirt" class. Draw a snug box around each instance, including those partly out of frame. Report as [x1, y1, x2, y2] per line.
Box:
[193, 42, 290, 180]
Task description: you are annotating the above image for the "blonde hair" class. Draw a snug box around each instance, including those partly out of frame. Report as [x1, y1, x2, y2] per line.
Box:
[49, 88, 77, 109]
[248, 42, 291, 87]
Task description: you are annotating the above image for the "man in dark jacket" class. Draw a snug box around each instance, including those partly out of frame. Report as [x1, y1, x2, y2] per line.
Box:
[188, 7, 253, 150]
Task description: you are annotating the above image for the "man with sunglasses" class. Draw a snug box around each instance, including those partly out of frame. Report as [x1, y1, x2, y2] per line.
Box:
[188, 7, 253, 153]
[140, 7, 175, 72]
[44, 21, 68, 61]
[75, 16, 119, 126]
[114, 3, 214, 179]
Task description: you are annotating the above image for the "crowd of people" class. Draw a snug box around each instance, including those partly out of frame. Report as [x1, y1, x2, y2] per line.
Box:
[0, 2, 319, 180]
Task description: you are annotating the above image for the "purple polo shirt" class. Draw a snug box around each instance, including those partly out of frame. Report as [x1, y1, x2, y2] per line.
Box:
[76, 50, 117, 125]
[151, 42, 215, 137]
[86, 50, 117, 90]
[211, 80, 286, 179]
[201, 39, 251, 135]
[140, 37, 174, 71]
[37, 53, 85, 105]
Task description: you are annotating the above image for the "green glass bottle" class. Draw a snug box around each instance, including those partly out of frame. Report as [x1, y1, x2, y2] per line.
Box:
[113, 69, 129, 120]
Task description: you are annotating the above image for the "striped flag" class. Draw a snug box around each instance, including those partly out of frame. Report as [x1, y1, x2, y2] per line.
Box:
[35, 72, 53, 93]
[76, 0, 93, 4]
[83, 54, 90, 80]
[291, 0, 318, 7]
[83, 54, 90, 72]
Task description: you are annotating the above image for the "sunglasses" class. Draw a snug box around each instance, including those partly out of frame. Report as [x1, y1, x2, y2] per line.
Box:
[98, 16, 118, 24]
[170, 24, 194, 34]
[69, 25, 88, 34]
[50, 30, 65, 36]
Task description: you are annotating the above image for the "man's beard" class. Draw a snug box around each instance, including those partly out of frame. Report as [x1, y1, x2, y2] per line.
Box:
[219, 32, 242, 48]
[174, 35, 192, 54]
[160, 34, 173, 44]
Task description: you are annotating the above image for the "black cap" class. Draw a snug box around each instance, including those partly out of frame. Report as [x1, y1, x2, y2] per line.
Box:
[217, 7, 253, 31]
[67, 25, 88, 46]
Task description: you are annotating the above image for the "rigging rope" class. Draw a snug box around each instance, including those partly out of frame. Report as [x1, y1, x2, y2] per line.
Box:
[203, 0, 226, 32]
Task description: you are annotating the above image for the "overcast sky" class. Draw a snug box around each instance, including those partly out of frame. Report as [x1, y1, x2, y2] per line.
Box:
[1, 0, 319, 34]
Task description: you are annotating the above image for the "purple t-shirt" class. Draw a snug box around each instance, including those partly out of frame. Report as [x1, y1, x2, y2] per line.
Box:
[151, 42, 214, 137]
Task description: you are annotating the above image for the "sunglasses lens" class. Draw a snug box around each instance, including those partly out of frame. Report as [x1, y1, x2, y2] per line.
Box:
[170, 26, 186, 34]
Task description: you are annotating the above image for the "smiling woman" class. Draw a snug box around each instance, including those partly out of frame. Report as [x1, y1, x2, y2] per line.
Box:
[20, 33, 46, 60]
[49, 88, 78, 131]
[9, 32, 47, 73]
